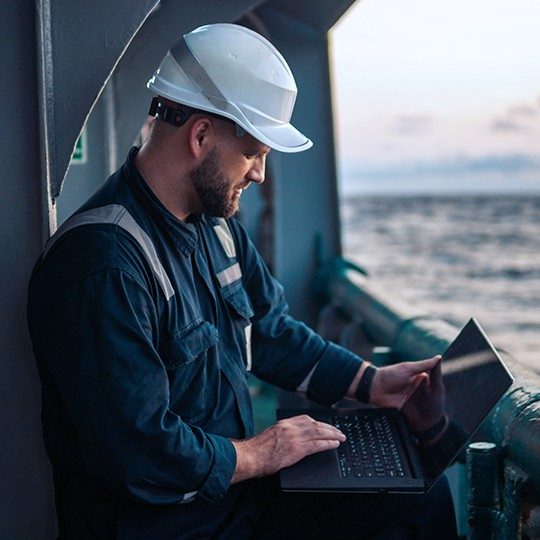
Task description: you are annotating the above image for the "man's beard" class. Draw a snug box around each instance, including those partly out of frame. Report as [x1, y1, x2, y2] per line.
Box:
[189, 147, 239, 218]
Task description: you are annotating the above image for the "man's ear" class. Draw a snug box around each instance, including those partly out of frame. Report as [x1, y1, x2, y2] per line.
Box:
[187, 117, 214, 159]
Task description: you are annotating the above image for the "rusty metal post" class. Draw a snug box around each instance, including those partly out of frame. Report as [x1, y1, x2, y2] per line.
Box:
[467, 442, 500, 539]
[500, 461, 528, 539]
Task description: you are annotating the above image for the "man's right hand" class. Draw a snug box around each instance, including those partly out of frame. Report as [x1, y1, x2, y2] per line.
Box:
[230, 415, 346, 483]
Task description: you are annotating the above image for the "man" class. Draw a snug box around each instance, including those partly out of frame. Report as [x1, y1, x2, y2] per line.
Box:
[28, 24, 457, 538]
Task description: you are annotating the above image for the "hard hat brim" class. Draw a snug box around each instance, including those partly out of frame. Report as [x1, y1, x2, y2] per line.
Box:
[246, 121, 313, 154]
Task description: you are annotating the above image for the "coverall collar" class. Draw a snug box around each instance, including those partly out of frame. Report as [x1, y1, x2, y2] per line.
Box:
[123, 146, 215, 256]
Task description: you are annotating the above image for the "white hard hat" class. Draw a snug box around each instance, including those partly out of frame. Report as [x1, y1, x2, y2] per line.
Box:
[147, 23, 312, 153]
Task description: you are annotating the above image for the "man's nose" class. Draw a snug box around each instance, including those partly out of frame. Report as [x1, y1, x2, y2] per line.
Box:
[247, 155, 266, 184]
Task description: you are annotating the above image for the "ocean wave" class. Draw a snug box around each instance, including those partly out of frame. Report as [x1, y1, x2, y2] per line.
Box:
[466, 267, 540, 279]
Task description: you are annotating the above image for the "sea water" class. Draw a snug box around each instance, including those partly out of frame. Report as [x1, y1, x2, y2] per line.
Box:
[341, 194, 539, 373]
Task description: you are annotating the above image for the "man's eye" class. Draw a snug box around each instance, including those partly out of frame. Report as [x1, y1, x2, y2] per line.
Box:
[244, 153, 258, 160]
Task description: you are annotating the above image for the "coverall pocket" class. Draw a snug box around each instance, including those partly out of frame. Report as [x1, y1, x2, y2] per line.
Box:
[162, 319, 219, 422]
[221, 283, 254, 370]
[161, 319, 219, 370]
[221, 282, 254, 320]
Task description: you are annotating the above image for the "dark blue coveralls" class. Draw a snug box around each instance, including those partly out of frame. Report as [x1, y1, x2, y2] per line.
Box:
[27, 148, 456, 539]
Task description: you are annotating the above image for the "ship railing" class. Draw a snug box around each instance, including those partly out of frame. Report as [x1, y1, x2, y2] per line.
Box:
[314, 257, 540, 539]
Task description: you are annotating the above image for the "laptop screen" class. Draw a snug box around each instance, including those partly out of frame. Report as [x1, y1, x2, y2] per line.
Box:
[421, 318, 514, 489]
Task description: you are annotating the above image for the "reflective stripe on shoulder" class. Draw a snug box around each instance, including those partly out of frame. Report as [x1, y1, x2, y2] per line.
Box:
[213, 218, 236, 258]
[43, 204, 174, 301]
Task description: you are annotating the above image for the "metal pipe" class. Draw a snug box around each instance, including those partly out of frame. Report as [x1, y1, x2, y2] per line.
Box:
[317, 257, 540, 492]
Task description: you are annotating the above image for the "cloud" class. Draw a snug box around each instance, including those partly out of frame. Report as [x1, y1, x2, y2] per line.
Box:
[389, 114, 433, 135]
[508, 104, 538, 119]
[491, 118, 527, 132]
[490, 97, 540, 133]
[340, 154, 540, 195]
[347, 153, 540, 179]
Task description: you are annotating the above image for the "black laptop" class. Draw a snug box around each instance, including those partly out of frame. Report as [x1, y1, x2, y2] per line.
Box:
[278, 318, 514, 494]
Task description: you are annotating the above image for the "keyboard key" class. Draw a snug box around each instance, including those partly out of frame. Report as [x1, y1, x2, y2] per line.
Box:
[332, 414, 407, 480]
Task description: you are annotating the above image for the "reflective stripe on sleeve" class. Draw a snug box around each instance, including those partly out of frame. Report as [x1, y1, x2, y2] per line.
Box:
[296, 362, 319, 393]
[180, 490, 198, 504]
[244, 323, 252, 371]
[43, 204, 175, 301]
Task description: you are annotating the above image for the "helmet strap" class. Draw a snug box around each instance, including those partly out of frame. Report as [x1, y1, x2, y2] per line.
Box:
[148, 97, 191, 127]
[148, 97, 245, 139]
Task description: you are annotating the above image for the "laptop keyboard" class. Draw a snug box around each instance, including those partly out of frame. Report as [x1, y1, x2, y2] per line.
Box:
[332, 414, 406, 479]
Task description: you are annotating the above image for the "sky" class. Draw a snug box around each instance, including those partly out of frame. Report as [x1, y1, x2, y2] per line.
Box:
[330, 0, 540, 195]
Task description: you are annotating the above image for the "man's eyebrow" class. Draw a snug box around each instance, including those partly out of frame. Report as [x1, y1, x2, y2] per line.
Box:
[245, 146, 271, 155]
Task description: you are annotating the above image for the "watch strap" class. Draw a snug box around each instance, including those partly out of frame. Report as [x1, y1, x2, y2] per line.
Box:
[354, 365, 377, 404]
